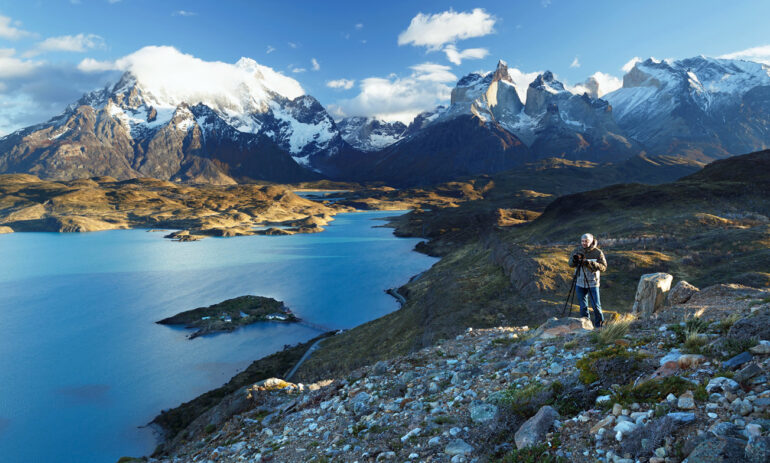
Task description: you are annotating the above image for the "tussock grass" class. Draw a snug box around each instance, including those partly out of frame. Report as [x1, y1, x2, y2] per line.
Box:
[716, 313, 742, 335]
[591, 313, 635, 346]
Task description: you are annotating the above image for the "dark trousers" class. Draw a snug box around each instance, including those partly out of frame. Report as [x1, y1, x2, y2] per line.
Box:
[576, 285, 603, 326]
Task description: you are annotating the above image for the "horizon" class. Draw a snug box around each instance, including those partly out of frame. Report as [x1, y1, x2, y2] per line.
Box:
[2, 0, 770, 134]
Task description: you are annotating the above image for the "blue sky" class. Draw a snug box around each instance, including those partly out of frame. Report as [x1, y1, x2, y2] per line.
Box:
[1, 0, 770, 133]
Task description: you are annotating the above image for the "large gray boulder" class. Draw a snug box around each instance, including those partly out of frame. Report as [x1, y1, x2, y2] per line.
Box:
[683, 436, 747, 462]
[632, 273, 673, 317]
[514, 405, 560, 449]
[666, 280, 699, 306]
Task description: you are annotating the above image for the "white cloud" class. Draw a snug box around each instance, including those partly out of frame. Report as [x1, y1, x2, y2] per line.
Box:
[331, 62, 456, 124]
[173, 10, 197, 17]
[719, 44, 770, 65]
[0, 48, 42, 78]
[622, 57, 642, 73]
[568, 71, 623, 98]
[0, 15, 32, 40]
[288, 42, 298, 49]
[76, 57, 115, 72]
[108, 0, 122, 3]
[398, 8, 496, 50]
[570, 56, 580, 68]
[507, 67, 542, 102]
[409, 63, 456, 82]
[443, 44, 489, 65]
[311, 58, 320, 71]
[266, 45, 275, 54]
[355, 23, 363, 30]
[292, 67, 306, 73]
[327, 79, 355, 90]
[76, 45, 305, 103]
[27, 33, 105, 56]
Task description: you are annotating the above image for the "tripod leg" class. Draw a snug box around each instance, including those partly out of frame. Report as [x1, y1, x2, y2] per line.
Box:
[561, 267, 580, 317]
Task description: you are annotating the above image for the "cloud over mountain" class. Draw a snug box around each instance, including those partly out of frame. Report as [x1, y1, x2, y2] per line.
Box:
[397, 8, 496, 50]
[330, 62, 455, 123]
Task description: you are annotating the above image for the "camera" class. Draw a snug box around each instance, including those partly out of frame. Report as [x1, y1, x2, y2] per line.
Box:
[572, 253, 585, 265]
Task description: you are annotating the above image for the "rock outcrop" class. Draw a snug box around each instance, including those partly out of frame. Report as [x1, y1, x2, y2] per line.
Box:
[632, 272, 674, 317]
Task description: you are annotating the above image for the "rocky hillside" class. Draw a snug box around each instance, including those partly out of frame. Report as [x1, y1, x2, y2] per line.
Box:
[143, 282, 770, 463]
[291, 149, 769, 386]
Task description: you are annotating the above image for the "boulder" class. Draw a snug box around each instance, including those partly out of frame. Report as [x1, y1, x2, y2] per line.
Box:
[0, 226, 13, 233]
[728, 310, 770, 343]
[745, 436, 770, 463]
[531, 317, 594, 339]
[469, 402, 498, 424]
[706, 377, 741, 394]
[514, 405, 559, 449]
[632, 273, 673, 318]
[735, 364, 763, 383]
[666, 281, 699, 306]
[683, 436, 747, 462]
[750, 340, 770, 355]
[445, 439, 473, 456]
[722, 352, 753, 370]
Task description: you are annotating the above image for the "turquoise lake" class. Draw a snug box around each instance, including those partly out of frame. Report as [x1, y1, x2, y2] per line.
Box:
[0, 211, 437, 463]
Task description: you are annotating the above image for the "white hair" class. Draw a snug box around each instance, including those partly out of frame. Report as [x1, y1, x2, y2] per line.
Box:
[581, 233, 594, 243]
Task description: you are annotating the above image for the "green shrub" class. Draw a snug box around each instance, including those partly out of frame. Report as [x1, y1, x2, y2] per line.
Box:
[204, 423, 216, 434]
[722, 337, 759, 358]
[493, 437, 567, 463]
[576, 346, 649, 385]
[611, 376, 704, 406]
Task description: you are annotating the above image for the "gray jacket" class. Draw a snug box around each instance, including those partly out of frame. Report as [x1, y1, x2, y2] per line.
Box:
[569, 240, 607, 288]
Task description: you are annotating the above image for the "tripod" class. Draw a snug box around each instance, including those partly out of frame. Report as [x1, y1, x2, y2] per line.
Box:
[561, 260, 600, 324]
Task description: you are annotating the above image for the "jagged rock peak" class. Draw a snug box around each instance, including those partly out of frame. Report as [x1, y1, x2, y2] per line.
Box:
[530, 71, 566, 93]
[491, 60, 513, 84]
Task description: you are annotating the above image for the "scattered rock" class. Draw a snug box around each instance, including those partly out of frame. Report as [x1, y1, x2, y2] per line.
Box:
[678, 391, 696, 410]
[469, 402, 498, 424]
[722, 351, 753, 370]
[735, 363, 763, 383]
[445, 439, 473, 456]
[514, 405, 559, 449]
[531, 317, 594, 339]
[750, 340, 770, 355]
[706, 377, 741, 394]
[745, 436, 770, 463]
[683, 436, 747, 462]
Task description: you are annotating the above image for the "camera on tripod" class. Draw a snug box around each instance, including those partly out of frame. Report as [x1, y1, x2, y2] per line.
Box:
[571, 253, 585, 266]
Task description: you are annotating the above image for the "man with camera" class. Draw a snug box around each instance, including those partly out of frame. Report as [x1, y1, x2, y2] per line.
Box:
[568, 233, 607, 328]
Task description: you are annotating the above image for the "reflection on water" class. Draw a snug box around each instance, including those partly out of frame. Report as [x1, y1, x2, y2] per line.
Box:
[0, 211, 437, 463]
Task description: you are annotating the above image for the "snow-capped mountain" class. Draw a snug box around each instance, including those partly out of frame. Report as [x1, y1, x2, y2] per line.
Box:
[337, 117, 407, 152]
[3, 50, 770, 187]
[391, 61, 638, 165]
[0, 54, 348, 182]
[604, 56, 770, 158]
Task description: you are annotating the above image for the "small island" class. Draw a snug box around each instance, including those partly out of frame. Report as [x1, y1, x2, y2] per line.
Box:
[157, 295, 299, 339]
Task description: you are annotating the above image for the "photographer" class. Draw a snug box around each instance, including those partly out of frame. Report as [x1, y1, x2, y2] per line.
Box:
[568, 233, 607, 328]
